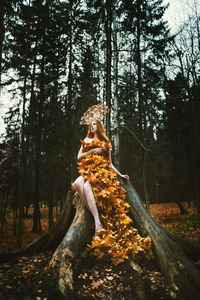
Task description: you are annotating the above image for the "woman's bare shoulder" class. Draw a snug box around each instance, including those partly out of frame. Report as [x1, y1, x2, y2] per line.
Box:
[84, 137, 93, 142]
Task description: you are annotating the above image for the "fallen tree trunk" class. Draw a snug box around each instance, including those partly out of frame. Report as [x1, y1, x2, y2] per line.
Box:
[123, 180, 200, 300]
[0, 191, 74, 262]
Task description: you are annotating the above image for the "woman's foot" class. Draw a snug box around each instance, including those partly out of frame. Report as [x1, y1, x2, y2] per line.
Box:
[95, 224, 106, 238]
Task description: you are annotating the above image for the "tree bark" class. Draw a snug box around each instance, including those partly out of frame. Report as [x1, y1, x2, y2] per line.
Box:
[142, 150, 149, 211]
[48, 181, 54, 228]
[28, 35, 38, 231]
[112, 0, 120, 169]
[65, 0, 73, 191]
[48, 195, 93, 299]
[17, 75, 27, 247]
[0, 190, 8, 236]
[136, 0, 142, 135]
[130, 259, 147, 300]
[0, 0, 5, 85]
[105, 0, 112, 138]
[32, 56, 45, 233]
[123, 179, 200, 300]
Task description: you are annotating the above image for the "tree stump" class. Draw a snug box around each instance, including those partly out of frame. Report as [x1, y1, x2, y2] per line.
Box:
[1, 182, 200, 300]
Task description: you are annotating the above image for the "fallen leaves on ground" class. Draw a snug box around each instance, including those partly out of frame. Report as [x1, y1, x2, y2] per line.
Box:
[1, 254, 171, 300]
[74, 258, 171, 300]
[0, 252, 52, 300]
[0, 201, 199, 299]
[0, 207, 58, 253]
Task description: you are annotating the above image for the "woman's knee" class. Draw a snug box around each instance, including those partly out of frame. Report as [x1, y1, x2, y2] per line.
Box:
[74, 176, 84, 190]
[83, 181, 91, 193]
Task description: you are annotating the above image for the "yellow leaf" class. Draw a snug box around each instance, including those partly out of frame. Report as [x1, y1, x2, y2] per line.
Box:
[108, 186, 115, 192]
[123, 216, 132, 225]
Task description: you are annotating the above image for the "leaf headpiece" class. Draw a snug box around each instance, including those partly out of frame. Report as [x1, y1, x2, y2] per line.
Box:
[80, 104, 110, 125]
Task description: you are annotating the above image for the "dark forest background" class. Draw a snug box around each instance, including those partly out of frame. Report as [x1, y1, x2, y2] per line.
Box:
[0, 0, 199, 246]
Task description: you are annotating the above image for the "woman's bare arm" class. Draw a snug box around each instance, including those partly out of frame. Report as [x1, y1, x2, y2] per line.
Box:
[108, 150, 129, 180]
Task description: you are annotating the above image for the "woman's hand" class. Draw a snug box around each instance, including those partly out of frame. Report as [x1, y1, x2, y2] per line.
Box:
[120, 174, 129, 180]
[92, 147, 103, 154]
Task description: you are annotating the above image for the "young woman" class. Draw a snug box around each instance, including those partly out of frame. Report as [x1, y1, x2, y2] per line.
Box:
[74, 120, 129, 237]
[73, 105, 151, 265]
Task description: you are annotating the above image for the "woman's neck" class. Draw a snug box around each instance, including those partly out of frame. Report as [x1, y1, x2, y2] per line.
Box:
[93, 133, 99, 140]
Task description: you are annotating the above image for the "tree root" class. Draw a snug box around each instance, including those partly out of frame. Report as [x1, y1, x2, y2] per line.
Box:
[129, 258, 146, 300]
[48, 195, 93, 299]
[123, 180, 200, 300]
[0, 191, 74, 263]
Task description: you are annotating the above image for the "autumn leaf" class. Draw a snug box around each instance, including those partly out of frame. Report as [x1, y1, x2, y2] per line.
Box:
[99, 189, 107, 198]
[91, 280, 102, 290]
[22, 264, 35, 278]
[108, 186, 115, 193]
[89, 176, 98, 184]
[123, 216, 132, 225]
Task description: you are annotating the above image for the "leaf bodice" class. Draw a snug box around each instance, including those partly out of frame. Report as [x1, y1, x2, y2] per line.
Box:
[78, 139, 114, 185]
[81, 139, 111, 156]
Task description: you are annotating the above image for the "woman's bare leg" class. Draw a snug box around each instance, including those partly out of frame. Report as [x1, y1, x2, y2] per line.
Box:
[74, 176, 88, 208]
[83, 180, 104, 235]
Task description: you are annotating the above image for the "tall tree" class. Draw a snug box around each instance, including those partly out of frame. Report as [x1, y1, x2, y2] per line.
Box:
[112, 0, 120, 168]
[0, 0, 6, 85]
[105, 0, 112, 137]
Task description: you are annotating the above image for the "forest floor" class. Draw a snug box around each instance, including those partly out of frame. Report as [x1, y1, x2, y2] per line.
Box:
[0, 202, 200, 300]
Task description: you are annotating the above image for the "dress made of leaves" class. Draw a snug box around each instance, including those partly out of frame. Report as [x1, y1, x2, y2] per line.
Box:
[78, 139, 151, 265]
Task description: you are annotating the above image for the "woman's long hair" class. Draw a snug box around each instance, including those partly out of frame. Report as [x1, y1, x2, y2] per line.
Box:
[87, 120, 110, 143]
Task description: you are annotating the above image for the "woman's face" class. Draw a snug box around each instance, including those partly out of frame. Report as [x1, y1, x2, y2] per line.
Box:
[90, 121, 97, 133]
